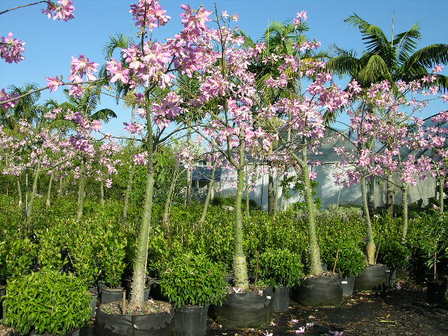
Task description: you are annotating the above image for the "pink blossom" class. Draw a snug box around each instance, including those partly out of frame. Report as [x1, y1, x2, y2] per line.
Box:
[42, 0, 75, 21]
[47, 76, 64, 92]
[293, 10, 308, 25]
[0, 33, 25, 63]
[124, 122, 144, 134]
[70, 55, 98, 83]
[130, 0, 170, 30]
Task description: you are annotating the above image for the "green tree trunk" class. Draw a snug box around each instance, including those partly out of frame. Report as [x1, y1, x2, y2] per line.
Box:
[361, 176, 376, 264]
[162, 165, 180, 233]
[301, 147, 323, 276]
[123, 163, 135, 220]
[198, 167, 215, 226]
[45, 172, 53, 209]
[76, 164, 86, 221]
[25, 164, 41, 227]
[401, 183, 409, 241]
[233, 143, 249, 290]
[439, 176, 445, 214]
[100, 181, 105, 206]
[17, 177, 22, 207]
[268, 171, 276, 215]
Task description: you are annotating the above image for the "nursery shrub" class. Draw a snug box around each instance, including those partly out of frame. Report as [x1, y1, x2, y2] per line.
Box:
[3, 270, 91, 335]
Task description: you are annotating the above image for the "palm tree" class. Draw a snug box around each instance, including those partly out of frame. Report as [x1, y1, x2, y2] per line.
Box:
[328, 14, 448, 257]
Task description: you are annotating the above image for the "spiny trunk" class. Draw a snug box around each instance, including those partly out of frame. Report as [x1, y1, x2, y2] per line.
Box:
[45, 172, 53, 209]
[76, 164, 86, 221]
[199, 167, 215, 226]
[25, 164, 41, 227]
[302, 147, 323, 276]
[439, 176, 445, 214]
[361, 176, 376, 264]
[100, 181, 105, 206]
[129, 107, 155, 309]
[123, 163, 135, 220]
[233, 143, 249, 290]
[162, 166, 180, 233]
[401, 183, 409, 241]
[17, 177, 22, 208]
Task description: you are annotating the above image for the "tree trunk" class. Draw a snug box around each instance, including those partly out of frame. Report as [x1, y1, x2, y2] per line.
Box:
[76, 164, 86, 221]
[439, 176, 445, 214]
[45, 172, 53, 209]
[129, 107, 155, 309]
[123, 163, 135, 220]
[25, 164, 41, 227]
[199, 167, 215, 226]
[17, 177, 22, 207]
[58, 176, 63, 196]
[162, 165, 180, 233]
[100, 181, 105, 206]
[361, 176, 376, 264]
[233, 143, 249, 290]
[302, 147, 323, 276]
[184, 168, 192, 206]
[268, 170, 276, 214]
[401, 183, 409, 241]
[386, 175, 394, 217]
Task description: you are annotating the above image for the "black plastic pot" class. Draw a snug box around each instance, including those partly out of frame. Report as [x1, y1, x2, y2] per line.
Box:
[95, 305, 173, 336]
[340, 277, 355, 297]
[210, 292, 272, 329]
[172, 305, 208, 336]
[385, 269, 397, 289]
[354, 264, 387, 291]
[150, 281, 170, 302]
[100, 287, 125, 305]
[427, 279, 448, 304]
[263, 286, 290, 312]
[0, 285, 5, 319]
[292, 276, 343, 306]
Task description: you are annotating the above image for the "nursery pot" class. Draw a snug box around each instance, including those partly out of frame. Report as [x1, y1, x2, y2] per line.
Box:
[0, 285, 5, 319]
[426, 279, 448, 304]
[95, 302, 174, 336]
[89, 288, 98, 318]
[210, 292, 272, 329]
[172, 305, 209, 336]
[150, 281, 169, 302]
[340, 277, 355, 297]
[354, 264, 387, 291]
[292, 275, 343, 306]
[100, 287, 125, 305]
[263, 286, 290, 313]
[385, 269, 397, 289]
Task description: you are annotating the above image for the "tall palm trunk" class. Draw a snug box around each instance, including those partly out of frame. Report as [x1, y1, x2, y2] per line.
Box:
[45, 172, 54, 209]
[129, 109, 155, 309]
[301, 147, 323, 276]
[401, 183, 409, 241]
[361, 176, 376, 264]
[233, 142, 249, 290]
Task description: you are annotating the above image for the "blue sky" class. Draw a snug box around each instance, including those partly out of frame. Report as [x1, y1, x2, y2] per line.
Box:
[1, 0, 447, 135]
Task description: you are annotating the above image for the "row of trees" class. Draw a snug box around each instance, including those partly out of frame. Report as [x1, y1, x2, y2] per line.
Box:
[1, 0, 448, 313]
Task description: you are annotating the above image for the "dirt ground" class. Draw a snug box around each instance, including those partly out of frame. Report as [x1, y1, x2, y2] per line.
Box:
[207, 290, 448, 336]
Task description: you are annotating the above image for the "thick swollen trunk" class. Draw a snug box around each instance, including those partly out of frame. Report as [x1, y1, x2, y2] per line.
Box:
[233, 142, 249, 290]
[100, 181, 105, 206]
[401, 183, 409, 241]
[361, 176, 376, 264]
[302, 148, 323, 276]
[76, 165, 86, 221]
[25, 165, 41, 226]
[129, 153, 155, 309]
[123, 164, 135, 220]
[162, 166, 180, 233]
[439, 176, 445, 214]
[198, 167, 215, 226]
[45, 172, 53, 209]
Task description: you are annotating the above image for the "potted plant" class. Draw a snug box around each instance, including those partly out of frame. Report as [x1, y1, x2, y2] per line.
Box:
[3, 270, 92, 336]
[255, 248, 303, 312]
[159, 253, 227, 336]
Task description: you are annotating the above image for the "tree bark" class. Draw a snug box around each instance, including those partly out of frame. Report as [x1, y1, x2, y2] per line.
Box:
[267, 169, 276, 214]
[361, 176, 376, 264]
[401, 183, 409, 241]
[17, 177, 22, 207]
[199, 167, 215, 226]
[439, 176, 445, 214]
[123, 163, 135, 220]
[233, 142, 249, 290]
[76, 163, 86, 221]
[100, 181, 105, 206]
[386, 175, 394, 217]
[162, 165, 180, 232]
[301, 147, 323, 276]
[25, 164, 41, 227]
[45, 172, 53, 209]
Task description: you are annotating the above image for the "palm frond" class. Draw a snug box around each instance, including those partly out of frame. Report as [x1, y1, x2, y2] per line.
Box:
[393, 24, 421, 66]
[358, 54, 392, 83]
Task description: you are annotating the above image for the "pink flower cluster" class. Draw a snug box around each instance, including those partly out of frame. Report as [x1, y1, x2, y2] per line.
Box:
[130, 0, 170, 30]
[42, 0, 75, 21]
[0, 33, 25, 63]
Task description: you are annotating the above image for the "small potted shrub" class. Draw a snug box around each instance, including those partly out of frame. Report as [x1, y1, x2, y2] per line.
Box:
[328, 243, 366, 297]
[380, 239, 411, 288]
[255, 248, 303, 312]
[160, 253, 227, 336]
[3, 270, 92, 336]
